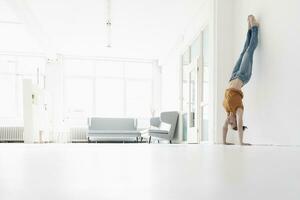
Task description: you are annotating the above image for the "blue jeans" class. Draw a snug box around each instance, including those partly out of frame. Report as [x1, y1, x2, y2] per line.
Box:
[229, 26, 259, 85]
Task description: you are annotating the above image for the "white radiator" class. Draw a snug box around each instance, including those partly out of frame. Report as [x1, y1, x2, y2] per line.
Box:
[70, 127, 88, 142]
[0, 127, 87, 143]
[0, 127, 24, 142]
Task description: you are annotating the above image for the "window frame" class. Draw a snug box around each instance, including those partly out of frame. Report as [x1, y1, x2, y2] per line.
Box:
[63, 58, 158, 127]
[0, 55, 46, 125]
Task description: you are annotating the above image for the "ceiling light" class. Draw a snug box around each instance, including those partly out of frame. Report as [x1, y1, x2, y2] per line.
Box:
[106, 0, 112, 48]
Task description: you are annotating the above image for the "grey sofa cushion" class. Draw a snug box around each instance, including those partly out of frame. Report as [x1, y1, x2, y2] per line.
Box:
[89, 130, 140, 134]
[88, 118, 137, 131]
[88, 118, 141, 140]
[150, 117, 161, 127]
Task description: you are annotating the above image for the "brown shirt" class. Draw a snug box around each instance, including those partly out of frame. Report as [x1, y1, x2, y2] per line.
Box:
[223, 88, 244, 114]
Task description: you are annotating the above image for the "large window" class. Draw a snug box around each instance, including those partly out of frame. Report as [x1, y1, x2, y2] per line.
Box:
[0, 75, 16, 118]
[95, 79, 124, 117]
[65, 78, 94, 117]
[0, 55, 45, 125]
[0, 55, 159, 128]
[63, 58, 159, 128]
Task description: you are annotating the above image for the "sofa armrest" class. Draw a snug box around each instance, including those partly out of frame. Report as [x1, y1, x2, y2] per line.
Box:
[148, 129, 169, 134]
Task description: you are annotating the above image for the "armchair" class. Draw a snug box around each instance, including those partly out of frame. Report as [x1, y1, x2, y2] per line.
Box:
[142, 111, 179, 144]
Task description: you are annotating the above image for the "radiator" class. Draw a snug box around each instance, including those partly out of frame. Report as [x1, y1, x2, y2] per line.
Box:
[0, 127, 87, 143]
[69, 127, 88, 142]
[0, 127, 24, 142]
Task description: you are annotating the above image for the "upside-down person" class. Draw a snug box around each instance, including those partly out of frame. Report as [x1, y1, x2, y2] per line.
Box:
[223, 15, 259, 145]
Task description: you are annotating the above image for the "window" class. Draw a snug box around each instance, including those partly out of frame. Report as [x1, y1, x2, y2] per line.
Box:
[182, 47, 191, 66]
[95, 79, 124, 117]
[17, 57, 45, 85]
[0, 55, 45, 125]
[0, 56, 15, 74]
[95, 61, 123, 77]
[64, 59, 159, 128]
[0, 55, 158, 128]
[65, 59, 94, 77]
[65, 78, 93, 118]
[126, 80, 152, 118]
[0, 56, 17, 118]
[125, 62, 152, 79]
[191, 35, 201, 62]
[0, 75, 16, 118]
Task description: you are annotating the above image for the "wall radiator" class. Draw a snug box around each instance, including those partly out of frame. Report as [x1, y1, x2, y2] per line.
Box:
[0, 127, 87, 143]
[69, 128, 88, 142]
[0, 127, 24, 142]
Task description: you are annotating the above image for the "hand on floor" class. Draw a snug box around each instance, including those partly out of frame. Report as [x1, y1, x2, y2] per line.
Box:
[241, 142, 252, 146]
[223, 142, 235, 145]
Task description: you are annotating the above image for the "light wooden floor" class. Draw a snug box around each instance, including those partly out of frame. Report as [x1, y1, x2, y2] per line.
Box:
[0, 144, 299, 200]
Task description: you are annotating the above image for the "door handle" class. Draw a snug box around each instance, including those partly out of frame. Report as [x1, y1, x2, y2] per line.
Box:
[189, 112, 195, 127]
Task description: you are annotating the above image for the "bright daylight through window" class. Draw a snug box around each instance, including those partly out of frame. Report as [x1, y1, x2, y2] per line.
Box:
[64, 58, 158, 128]
[0, 55, 160, 129]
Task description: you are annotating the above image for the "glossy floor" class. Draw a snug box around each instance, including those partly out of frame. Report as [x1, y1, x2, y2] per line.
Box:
[0, 144, 299, 200]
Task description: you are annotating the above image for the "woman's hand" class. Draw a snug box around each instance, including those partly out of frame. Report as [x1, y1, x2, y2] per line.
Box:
[223, 142, 235, 145]
[240, 142, 251, 146]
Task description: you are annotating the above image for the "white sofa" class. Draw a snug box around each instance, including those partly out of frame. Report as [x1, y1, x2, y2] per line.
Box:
[87, 118, 141, 142]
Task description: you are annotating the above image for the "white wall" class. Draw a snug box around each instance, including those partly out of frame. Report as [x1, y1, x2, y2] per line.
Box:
[161, 49, 181, 112]
[213, 0, 235, 143]
[160, 40, 182, 142]
[45, 56, 64, 141]
[220, 0, 300, 145]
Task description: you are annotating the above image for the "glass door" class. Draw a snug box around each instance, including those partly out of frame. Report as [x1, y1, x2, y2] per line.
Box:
[199, 26, 209, 143]
[183, 53, 200, 143]
[182, 26, 210, 143]
[187, 61, 198, 143]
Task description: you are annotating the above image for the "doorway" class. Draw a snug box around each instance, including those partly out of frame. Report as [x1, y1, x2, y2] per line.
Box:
[182, 26, 209, 144]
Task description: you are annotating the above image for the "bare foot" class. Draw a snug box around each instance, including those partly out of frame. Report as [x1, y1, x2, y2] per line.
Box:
[241, 143, 252, 146]
[248, 15, 259, 28]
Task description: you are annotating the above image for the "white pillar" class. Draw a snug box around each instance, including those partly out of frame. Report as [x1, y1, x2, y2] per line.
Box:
[45, 55, 64, 142]
[22, 79, 34, 143]
[213, 0, 235, 143]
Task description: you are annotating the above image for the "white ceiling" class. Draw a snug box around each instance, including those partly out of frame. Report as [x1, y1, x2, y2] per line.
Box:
[0, 1, 41, 53]
[0, 0, 18, 22]
[1, 0, 205, 59]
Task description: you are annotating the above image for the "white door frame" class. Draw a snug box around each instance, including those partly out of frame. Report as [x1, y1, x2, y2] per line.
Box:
[197, 56, 203, 144]
[179, 18, 213, 144]
[181, 24, 211, 144]
[185, 58, 200, 143]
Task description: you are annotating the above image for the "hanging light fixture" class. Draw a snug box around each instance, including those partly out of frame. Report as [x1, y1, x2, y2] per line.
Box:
[106, 0, 112, 48]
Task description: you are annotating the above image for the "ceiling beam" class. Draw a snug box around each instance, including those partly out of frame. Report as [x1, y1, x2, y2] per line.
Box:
[4, 0, 56, 58]
[0, 20, 22, 24]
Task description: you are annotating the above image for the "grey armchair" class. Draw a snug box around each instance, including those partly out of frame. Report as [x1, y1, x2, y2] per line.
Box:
[146, 111, 179, 144]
